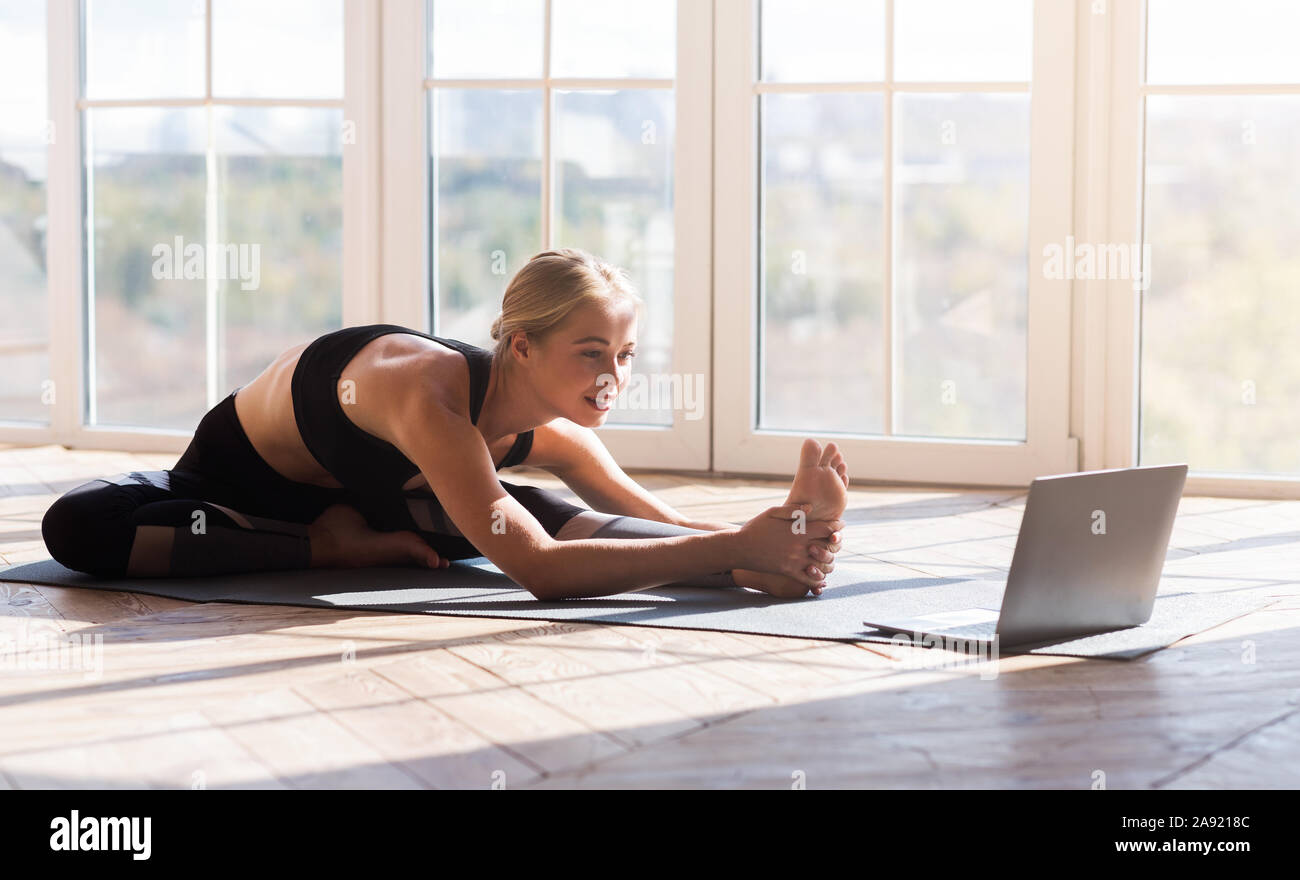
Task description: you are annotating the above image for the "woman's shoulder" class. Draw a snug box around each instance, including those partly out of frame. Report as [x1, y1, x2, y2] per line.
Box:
[338, 328, 475, 420]
[412, 338, 481, 413]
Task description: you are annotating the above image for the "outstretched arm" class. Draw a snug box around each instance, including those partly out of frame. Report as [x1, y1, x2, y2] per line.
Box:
[391, 395, 833, 598]
[530, 418, 715, 528]
[530, 420, 840, 564]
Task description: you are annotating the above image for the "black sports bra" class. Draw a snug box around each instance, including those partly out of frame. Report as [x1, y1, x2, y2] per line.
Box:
[289, 324, 533, 494]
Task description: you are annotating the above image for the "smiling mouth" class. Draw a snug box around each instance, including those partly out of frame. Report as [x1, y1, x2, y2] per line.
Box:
[584, 395, 612, 412]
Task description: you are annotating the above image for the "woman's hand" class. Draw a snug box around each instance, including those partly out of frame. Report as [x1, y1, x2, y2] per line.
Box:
[807, 529, 843, 578]
[734, 503, 845, 589]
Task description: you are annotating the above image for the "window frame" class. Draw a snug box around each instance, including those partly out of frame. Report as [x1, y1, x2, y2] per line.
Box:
[1089, 0, 1300, 498]
[713, 0, 1078, 486]
[381, 0, 714, 470]
[0, 0, 378, 453]
[6, 0, 1295, 499]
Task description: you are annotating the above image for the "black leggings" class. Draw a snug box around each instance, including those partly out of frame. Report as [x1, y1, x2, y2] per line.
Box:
[39, 392, 587, 579]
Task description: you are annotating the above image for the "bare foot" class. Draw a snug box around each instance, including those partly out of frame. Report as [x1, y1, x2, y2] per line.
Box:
[785, 438, 848, 520]
[744, 439, 848, 591]
[732, 523, 839, 598]
[308, 504, 449, 570]
[733, 568, 828, 598]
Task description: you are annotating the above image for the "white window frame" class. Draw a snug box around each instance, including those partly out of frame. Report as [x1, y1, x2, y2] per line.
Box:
[380, 0, 714, 471]
[8, 0, 1295, 499]
[1084, 0, 1300, 498]
[0, 0, 379, 454]
[714, 0, 1077, 486]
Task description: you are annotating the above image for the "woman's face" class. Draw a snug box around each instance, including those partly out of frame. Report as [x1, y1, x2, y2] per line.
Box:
[529, 300, 638, 426]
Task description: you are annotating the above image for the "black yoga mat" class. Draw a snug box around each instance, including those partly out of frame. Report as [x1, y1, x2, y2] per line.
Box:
[0, 554, 1274, 660]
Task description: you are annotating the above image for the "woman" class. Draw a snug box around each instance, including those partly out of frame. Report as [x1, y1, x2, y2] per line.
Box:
[41, 249, 848, 599]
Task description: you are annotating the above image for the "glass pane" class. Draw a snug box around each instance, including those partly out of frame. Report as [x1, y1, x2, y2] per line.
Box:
[894, 0, 1032, 82]
[84, 0, 205, 100]
[761, 0, 884, 83]
[554, 89, 673, 426]
[430, 89, 542, 344]
[0, 0, 50, 424]
[1147, 0, 1300, 84]
[214, 107, 343, 394]
[430, 0, 543, 79]
[86, 107, 207, 429]
[212, 0, 344, 98]
[551, 0, 675, 79]
[894, 93, 1029, 440]
[1141, 96, 1300, 476]
[759, 93, 884, 434]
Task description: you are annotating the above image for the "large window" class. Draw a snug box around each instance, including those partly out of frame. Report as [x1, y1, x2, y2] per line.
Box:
[427, 0, 678, 427]
[82, 0, 345, 430]
[0, 1, 49, 425]
[715, 0, 1073, 485]
[758, 0, 1032, 441]
[1138, 0, 1300, 478]
[5, 0, 1297, 496]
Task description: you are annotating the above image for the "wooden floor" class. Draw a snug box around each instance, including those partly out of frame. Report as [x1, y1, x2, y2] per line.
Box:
[1, 443, 1297, 789]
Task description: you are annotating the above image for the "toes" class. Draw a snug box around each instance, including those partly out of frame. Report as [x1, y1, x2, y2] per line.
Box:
[396, 532, 435, 564]
[400, 533, 448, 568]
[829, 451, 845, 476]
[819, 441, 838, 467]
[799, 437, 822, 468]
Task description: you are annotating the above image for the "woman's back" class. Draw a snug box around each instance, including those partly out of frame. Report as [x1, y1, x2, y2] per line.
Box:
[231, 326, 528, 493]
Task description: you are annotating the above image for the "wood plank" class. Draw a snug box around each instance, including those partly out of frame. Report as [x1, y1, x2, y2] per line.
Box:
[0, 580, 63, 621]
[3, 445, 1299, 789]
[31, 584, 161, 629]
[512, 621, 780, 720]
[295, 666, 543, 789]
[710, 630, 895, 684]
[199, 685, 424, 789]
[1, 708, 284, 790]
[527, 648, 1297, 789]
[373, 650, 629, 776]
[446, 629, 704, 749]
[610, 626, 850, 697]
[1157, 707, 1300, 789]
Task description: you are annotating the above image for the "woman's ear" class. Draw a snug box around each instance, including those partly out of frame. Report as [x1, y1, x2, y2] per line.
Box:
[509, 330, 533, 365]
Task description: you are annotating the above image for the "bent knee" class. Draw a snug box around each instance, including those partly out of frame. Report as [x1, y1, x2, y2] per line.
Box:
[40, 481, 135, 576]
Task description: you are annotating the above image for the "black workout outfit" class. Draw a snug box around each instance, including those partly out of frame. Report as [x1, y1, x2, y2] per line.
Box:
[41, 324, 586, 578]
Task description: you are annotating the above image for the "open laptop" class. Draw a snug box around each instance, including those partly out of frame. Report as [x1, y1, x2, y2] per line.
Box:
[862, 464, 1188, 650]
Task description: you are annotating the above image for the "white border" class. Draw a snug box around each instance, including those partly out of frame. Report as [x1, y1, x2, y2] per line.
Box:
[47, 0, 83, 448]
[343, 0, 382, 328]
[380, 0, 428, 329]
[713, 0, 1077, 486]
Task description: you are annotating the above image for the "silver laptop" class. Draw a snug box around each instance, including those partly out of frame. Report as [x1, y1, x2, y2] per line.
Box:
[862, 464, 1188, 650]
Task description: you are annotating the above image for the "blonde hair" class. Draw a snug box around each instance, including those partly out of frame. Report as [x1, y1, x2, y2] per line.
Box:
[489, 248, 644, 376]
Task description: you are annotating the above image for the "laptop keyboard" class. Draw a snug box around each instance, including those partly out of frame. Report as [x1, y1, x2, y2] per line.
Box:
[922, 620, 1000, 640]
